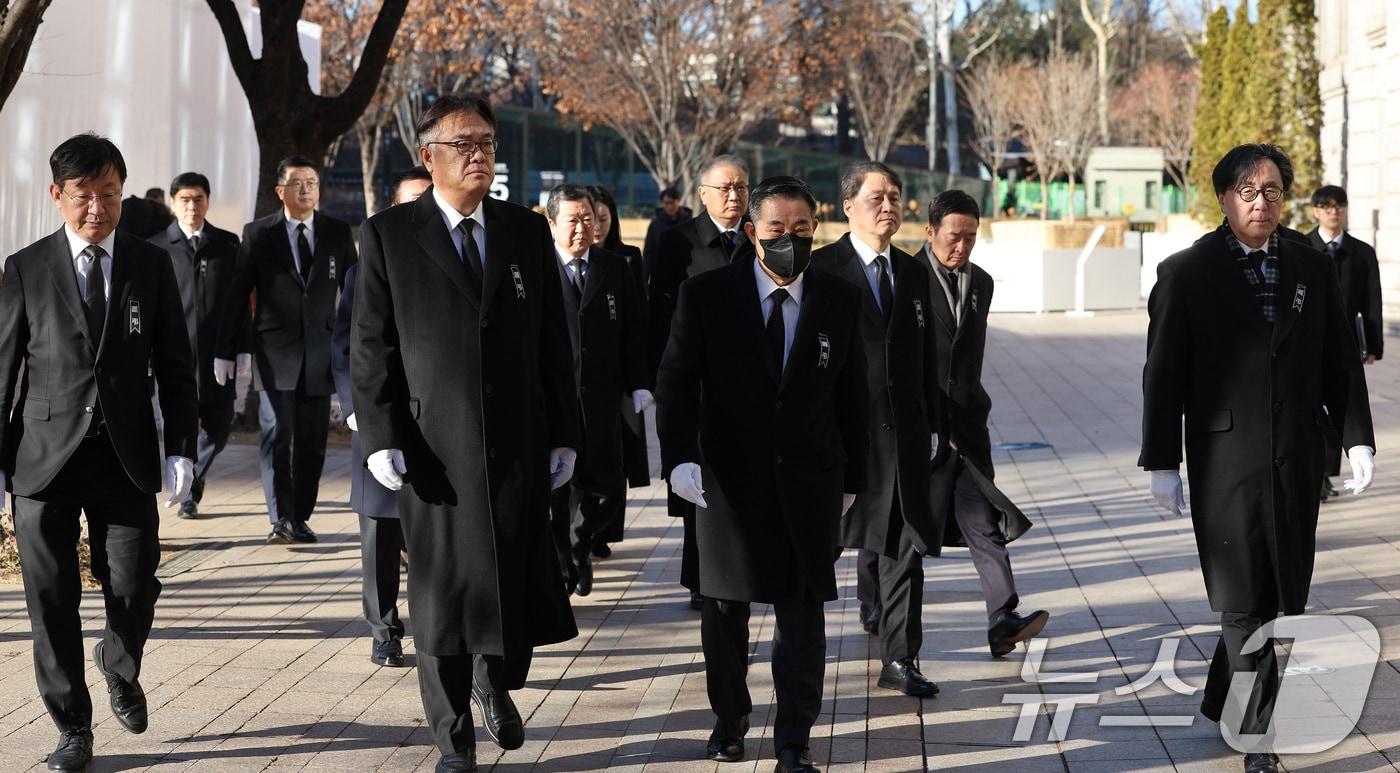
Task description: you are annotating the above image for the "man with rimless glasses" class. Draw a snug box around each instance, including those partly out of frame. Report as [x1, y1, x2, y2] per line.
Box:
[1139, 144, 1376, 773]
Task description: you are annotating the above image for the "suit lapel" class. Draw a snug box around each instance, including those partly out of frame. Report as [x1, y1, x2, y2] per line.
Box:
[835, 235, 885, 329]
[273, 215, 301, 286]
[780, 271, 826, 393]
[44, 230, 94, 351]
[97, 235, 133, 359]
[580, 251, 606, 309]
[413, 193, 480, 309]
[735, 259, 779, 384]
[481, 199, 508, 315]
[920, 248, 957, 336]
[1270, 242, 1302, 352]
[888, 249, 916, 339]
[556, 256, 581, 318]
[1206, 230, 1272, 340]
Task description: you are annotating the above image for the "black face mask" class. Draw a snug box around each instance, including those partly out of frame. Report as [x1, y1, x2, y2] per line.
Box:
[758, 233, 814, 278]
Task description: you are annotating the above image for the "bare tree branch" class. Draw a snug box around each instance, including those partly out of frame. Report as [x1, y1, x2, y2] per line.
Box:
[0, 0, 53, 114]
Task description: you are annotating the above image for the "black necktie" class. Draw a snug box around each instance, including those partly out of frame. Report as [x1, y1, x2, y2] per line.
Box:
[767, 287, 789, 372]
[296, 223, 313, 284]
[721, 230, 735, 257]
[570, 258, 587, 297]
[1327, 240, 1339, 256]
[458, 219, 484, 295]
[80, 245, 107, 341]
[189, 233, 201, 254]
[875, 255, 894, 323]
[1247, 250, 1266, 281]
[945, 268, 959, 319]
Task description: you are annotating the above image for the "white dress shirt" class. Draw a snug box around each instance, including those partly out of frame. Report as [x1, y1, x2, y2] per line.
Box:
[65, 225, 115, 301]
[710, 213, 740, 249]
[1317, 225, 1343, 252]
[177, 221, 205, 244]
[555, 244, 590, 287]
[433, 188, 487, 267]
[754, 257, 805, 370]
[283, 211, 316, 276]
[849, 233, 894, 310]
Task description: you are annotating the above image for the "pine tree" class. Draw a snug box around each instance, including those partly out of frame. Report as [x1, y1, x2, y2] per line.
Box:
[1190, 6, 1230, 222]
[1253, 0, 1288, 143]
[1220, 3, 1259, 146]
[1280, 0, 1323, 218]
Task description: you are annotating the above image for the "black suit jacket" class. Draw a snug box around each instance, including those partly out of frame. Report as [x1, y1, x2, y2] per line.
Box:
[217, 210, 357, 396]
[351, 191, 579, 658]
[556, 247, 648, 492]
[1139, 225, 1374, 614]
[811, 234, 942, 557]
[656, 258, 868, 604]
[1307, 228, 1383, 360]
[149, 220, 246, 403]
[646, 213, 754, 374]
[0, 228, 198, 495]
[332, 261, 398, 518]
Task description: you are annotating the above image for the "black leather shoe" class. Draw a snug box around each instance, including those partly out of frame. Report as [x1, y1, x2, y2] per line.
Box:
[267, 520, 294, 544]
[472, 680, 524, 750]
[574, 550, 593, 596]
[592, 542, 612, 558]
[46, 727, 93, 771]
[877, 659, 939, 698]
[189, 475, 205, 504]
[689, 591, 704, 611]
[435, 749, 478, 772]
[705, 715, 748, 762]
[988, 608, 1050, 658]
[1244, 752, 1279, 772]
[370, 638, 404, 667]
[291, 521, 317, 543]
[177, 499, 198, 519]
[94, 641, 147, 733]
[775, 744, 819, 773]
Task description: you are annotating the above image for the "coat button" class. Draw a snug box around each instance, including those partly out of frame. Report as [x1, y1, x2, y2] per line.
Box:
[84, 406, 93, 413]
[775, 455, 783, 464]
[882, 423, 893, 430]
[481, 318, 490, 329]
[776, 399, 783, 409]
[1272, 402, 1281, 414]
[949, 377, 958, 386]
[580, 385, 587, 394]
[1274, 457, 1285, 467]
[488, 448, 497, 459]
[94, 365, 102, 375]
[581, 346, 588, 355]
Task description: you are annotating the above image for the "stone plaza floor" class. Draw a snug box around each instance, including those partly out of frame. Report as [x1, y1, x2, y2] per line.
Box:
[2, 311, 1400, 771]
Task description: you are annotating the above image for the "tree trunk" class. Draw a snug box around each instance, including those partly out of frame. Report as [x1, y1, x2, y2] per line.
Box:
[925, 2, 939, 171]
[836, 96, 853, 156]
[1096, 34, 1110, 144]
[1040, 178, 1049, 220]
[0, 0, 53, 115]
[1067, 172, 1077, 223]
[357, 121, 383, 217]
[938, 11, 960, 177]
[989, 169, 1000, 220]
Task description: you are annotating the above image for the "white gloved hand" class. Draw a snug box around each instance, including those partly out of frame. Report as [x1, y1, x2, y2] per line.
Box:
[842, 493, 857, 516]
[346, 412, 358, 432]
[1345, 446, 1375, 495]
[163, 456, 194, 508]
[1150, 469, 1185, 516]
[670, 462, 707, 508]
[236, 353, 252, 374]
[549, 447, 577, 490]
[213, 357, 236, 386]
[632, 389, 655, 414]
[930, 433, 939, 461]
[0, 471, 9, 516]
[369, 449, 407, 491]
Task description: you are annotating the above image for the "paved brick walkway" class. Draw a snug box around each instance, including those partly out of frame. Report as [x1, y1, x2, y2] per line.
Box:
[2, 311, 1400, 771]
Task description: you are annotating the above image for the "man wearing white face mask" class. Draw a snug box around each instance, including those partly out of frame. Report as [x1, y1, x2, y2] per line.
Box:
[657, 176, 867, 773]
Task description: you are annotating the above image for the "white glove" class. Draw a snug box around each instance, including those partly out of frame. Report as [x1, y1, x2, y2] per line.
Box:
[0, 471, 8, 516]
[670, 462, 707, 508]
[346, 412, 358, 432]
[842, 493, 857, 516]
[369, 449, 407, 491]
[236, 353, 252, 374]
[1345, 446, 1375, 495]
[1150, 469, 1185, 516]
[632, 389, 655, 414]
[549, 447, 577, 490]
[930, 433, 939, 461]
[213, 357, 236, 386]
[163, 456, 194, 508]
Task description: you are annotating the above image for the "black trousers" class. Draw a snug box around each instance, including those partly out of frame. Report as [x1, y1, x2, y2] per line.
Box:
[549, 480, 623, 562]
[359, 513, 404, 643]
[417, 649, 533, 754]
[256, 384, 330, 524]
[680, 510, 700, 591]
[13, 433, 162, 732]
[701, 597, 825, 753]
[1202, 611, 1281, 736]
[951, 460, 1018, 617]
[187, 389, 236, 504]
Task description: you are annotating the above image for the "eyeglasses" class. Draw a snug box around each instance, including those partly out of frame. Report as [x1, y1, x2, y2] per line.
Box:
[1315, 203, 1346, 212]
[699, 183, 749, 198]
[278, 179, 320, 191]
[1236, 186, 1283, 203]
[61, 190, 121, 208]
[424, 138, 498, 156]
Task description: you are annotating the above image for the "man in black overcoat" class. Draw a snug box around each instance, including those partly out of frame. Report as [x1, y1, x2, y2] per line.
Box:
[351, 95, 580, 773]
[332, 168, 431, 670]
[148, 172, 247, 518]
[647, 154, 753, 609]
[215, 156, 357, 544]
[0, 133, 198, 771]
[657, 177, 868, 773]
[811, 162, 942, 698]
[1305, 184, 1382, 501]
[1140, 144, 1375, 773]
[919, 191, 1046, 658]
[545, 184, 649, 596]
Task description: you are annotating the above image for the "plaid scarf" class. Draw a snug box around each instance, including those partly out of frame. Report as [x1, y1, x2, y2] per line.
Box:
[1224, 225, 1281, 323]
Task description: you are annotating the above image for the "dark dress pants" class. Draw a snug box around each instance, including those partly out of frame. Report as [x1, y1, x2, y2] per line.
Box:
[417, 649, 533, 754]
[359, 513, 404, 643]
[680, 508, 700, 591]
[13, 432, 162, 732]
[702, 597, 826, 753]
[1202, 611, 1281, 736]
[550, 480, 623, 562]
[856, 548, 880, 623]
[187, 386, 236, 504]
[257, 382, 330, 524]
[876, 531, 926, 665]
[951, 458, 1018, 617]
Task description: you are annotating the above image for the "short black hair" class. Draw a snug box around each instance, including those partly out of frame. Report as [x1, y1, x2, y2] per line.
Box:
[659, 187, 681, 202]
[546, 183, 594, 221]
[840, 161, 903, 202]
[416, 93, 497, 141]
[927, 190, 981, 228]
[1211, 143, 1294, 196]
[392, 166, 431, 190]
[1312, 184, 1347, 208]
[50, 132, 127, 188]
[276, 155, 319, 183]
[169, 172, 210, 197]
[747, 176, 817, 224]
